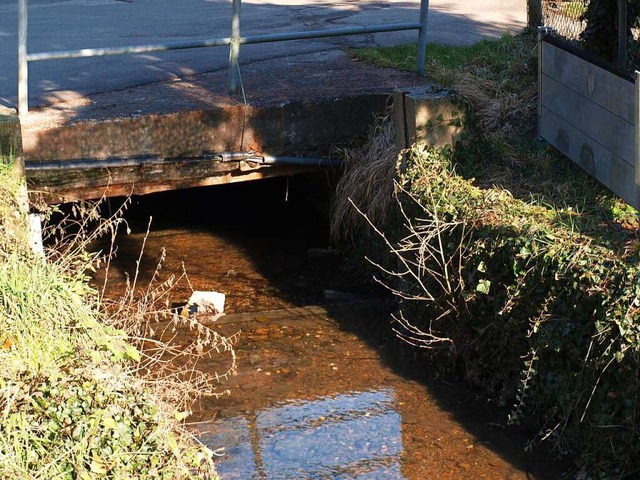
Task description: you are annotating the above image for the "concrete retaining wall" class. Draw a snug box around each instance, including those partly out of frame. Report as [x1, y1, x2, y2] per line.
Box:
[0, 107, 23, 160]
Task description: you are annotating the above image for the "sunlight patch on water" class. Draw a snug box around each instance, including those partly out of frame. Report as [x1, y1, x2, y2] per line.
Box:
[199, 388, 404, 479]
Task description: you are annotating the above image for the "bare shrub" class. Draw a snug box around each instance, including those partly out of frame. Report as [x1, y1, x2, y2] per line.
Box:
[349, 180, 470, 349]
[39, 195, 238, 474]
[101, 247, 238, 412]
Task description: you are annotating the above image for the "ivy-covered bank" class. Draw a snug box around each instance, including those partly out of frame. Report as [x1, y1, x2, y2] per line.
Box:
[394, 145, 640, 476]
[0, 161, 222, 479]
[341, 34, 640, 477]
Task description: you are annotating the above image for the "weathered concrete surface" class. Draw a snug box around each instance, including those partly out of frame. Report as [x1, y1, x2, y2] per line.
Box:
[23, 96, 391, 161]
[393, 85, 465, 152]
[0, 107, 23, 159]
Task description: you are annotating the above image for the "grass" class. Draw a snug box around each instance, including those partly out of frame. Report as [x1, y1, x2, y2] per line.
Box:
[331, 113, 397, 242]
[353, 35, 521, 79]
[559, 0, 587, 20]
[0, 159, 230, 479]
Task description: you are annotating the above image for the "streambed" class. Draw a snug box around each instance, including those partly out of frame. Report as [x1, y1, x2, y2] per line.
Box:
[95, 179, 569, 479]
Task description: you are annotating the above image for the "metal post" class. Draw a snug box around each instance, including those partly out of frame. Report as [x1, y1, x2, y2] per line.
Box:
[229, 0, 241, 95]
[635, 71, 640, 214]
[537, 27, 554, 140]
[618, 0, 628, 70]
[527, 0, 543, 30]
[18, 0, 28, 115]
[538, 27, 546, 140]
[415, 0, 429, 76]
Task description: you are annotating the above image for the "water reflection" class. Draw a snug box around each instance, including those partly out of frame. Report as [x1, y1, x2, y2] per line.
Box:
[199, 389, 404, 479]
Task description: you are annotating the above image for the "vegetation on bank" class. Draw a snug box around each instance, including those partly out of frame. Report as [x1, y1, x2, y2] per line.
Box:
[342, 34, 640, 477]
[0, 160, 232, 478]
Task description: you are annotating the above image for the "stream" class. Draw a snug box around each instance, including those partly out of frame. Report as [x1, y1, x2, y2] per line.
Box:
[93, 176, 570, 479]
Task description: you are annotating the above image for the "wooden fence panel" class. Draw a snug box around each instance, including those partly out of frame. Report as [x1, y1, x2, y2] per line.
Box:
[542, 41, 634, 123]
[540, 38, 638, 209]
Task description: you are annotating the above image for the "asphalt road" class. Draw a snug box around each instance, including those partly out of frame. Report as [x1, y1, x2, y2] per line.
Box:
[0, 0, 525, 109]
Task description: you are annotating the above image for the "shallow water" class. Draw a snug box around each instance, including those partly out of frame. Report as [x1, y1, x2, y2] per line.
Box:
[201, 389, 403, 479]
[192, 304, 568, 480]
[96, 179, 570, 479]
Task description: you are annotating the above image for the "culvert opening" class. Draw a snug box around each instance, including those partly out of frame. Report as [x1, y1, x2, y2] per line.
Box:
[91, 172, 377, 313]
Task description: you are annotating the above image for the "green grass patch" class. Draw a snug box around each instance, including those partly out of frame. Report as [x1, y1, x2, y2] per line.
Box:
[354, 34, 521, 78]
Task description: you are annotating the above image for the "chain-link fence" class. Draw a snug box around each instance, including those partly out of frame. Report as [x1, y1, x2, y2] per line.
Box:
[542, 0, 586, 42]
[541, 0, 640, 75]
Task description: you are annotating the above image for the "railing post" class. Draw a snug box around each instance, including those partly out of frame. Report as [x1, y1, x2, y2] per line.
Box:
[415, 0, 430, 76]
[229, 0, 241, 95]
[635, 71, 640, 215]
[18, 0, 28, 115]
[617, 0, 627, 71]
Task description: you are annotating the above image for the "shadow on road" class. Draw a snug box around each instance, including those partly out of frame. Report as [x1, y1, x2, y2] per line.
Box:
[0, 0, 525, 108]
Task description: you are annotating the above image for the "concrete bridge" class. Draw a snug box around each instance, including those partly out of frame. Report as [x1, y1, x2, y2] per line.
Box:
[0, 0, 525, 204]
[3, 60, 463, 204]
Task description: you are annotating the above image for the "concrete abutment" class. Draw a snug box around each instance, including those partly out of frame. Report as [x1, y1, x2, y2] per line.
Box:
[393, 85, 465, 160]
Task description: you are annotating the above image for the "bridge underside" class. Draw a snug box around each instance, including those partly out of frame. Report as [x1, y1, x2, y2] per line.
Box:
[27, 157, 326, 204]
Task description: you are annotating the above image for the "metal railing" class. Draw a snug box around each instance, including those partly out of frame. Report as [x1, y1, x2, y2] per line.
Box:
[17, 0, 430, 116]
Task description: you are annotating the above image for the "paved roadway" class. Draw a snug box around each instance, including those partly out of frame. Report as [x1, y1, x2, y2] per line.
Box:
[0, 0, 525, 109]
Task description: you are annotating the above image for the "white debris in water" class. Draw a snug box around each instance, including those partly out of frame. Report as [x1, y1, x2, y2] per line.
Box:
[187, 291, 225, 316]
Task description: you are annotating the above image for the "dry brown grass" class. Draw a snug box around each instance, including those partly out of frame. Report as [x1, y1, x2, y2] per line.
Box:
[331, 112, 399, 241]
[435, 71, 537, 139]
[85, 209, 238, 409]
[101, 256, 238, 412]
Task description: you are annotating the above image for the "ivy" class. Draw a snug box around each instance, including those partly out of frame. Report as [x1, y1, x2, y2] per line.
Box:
[398, 145, 640, 476]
